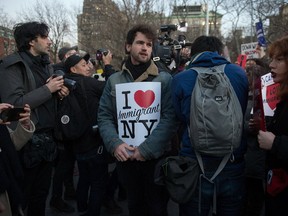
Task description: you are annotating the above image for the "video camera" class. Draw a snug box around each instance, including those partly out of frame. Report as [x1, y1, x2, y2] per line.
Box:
[53, 70, 77, 91]
[153, 22, 191, 72]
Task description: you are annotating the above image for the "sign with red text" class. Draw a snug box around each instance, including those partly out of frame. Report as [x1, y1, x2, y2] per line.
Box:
[261, 73, 280, 116]
[241, 42, 259, 59]
[115, 82, 161, 147]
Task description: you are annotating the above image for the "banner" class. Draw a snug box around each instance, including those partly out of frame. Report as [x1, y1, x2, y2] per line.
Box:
[256, 20, 267, 47]
[115, 82, 161, 147]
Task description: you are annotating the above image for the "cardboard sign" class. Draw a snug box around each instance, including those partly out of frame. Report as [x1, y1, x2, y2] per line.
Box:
[241, 42, 259, 59]
[115, 82, 161, 147]
[261, 73, 280, 116]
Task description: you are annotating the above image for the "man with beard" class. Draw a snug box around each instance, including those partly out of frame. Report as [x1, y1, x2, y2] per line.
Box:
[0, 21, 69, 216]
[98, 24, 177, 216]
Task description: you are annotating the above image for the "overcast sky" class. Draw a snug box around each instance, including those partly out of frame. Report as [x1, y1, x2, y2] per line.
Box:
[1, 0, 83, 19]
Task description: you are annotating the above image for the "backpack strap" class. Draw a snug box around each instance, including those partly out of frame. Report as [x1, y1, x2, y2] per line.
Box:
[196, 151, 232, 215]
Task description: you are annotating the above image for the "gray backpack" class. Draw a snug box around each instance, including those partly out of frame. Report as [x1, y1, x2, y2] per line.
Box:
[188, 64, 243, 214]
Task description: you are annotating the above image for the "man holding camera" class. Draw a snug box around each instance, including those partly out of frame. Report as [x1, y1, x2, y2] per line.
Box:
[0, 21, 69, 216]
[63, 53, 109, 216]
[49, 45, 78, 214]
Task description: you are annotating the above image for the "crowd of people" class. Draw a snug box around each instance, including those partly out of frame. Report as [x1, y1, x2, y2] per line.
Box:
[0, 20, 288, 216]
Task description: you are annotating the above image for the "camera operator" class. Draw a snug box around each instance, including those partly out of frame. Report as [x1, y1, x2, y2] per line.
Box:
[63, 53, 109, 216]
[0, 21, 69, 216]
[49, 46, 79, 214]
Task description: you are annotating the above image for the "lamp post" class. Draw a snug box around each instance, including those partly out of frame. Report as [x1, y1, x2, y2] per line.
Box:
[206, 3, 209, 36]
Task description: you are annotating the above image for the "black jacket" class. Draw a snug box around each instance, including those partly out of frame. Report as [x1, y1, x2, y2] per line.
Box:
[0, 125, 24, 213]
[267, 99, 288, 170]
[65, 73, 106, 154]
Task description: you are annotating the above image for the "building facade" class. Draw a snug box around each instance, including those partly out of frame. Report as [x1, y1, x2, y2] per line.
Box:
[0, 26, 15, 58]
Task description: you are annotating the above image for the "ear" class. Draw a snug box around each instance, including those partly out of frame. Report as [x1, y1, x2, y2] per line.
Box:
[125, 43, 131, 54]
[70, 66, 77, 73]
[29, 40, 35, 47]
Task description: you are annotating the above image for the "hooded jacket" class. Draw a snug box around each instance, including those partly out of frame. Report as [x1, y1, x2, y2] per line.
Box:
[172, 51, 249, 160]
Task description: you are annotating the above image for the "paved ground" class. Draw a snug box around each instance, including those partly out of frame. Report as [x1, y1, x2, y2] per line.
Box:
[46, 197, 178, 216]
[46, 164, 179, 216]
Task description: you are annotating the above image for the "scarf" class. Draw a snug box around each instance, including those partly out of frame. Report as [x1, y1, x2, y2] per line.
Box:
[125, 57, 151, 80]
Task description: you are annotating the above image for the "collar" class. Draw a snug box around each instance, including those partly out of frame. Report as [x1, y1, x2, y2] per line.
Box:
[122, 61, 159, 82]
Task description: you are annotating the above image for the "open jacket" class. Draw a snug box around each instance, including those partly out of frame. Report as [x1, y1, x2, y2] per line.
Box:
[97, 61, 177, 160]
[0, 52, 54, 129]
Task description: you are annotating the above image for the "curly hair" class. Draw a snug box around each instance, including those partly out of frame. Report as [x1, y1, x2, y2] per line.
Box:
[13, 21, 49, 52]
[126, 24, 157, 46]
[268, 36, 288, 100]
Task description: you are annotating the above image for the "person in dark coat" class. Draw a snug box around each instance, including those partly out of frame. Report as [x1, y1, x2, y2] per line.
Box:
[257, 36, 288, 215]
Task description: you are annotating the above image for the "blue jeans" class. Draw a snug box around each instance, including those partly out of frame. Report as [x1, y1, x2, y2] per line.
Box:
[76, 147, 108, 216]
[179, 160, 245, 216]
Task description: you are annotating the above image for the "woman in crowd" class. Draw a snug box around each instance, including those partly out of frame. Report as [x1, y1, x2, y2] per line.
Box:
[257, 36, 288, 215]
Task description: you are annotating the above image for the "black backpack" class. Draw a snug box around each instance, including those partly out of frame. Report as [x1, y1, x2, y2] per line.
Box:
[54, 80, 90, 141]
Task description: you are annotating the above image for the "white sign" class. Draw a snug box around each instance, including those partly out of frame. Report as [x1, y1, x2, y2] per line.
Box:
[261, 73, 280, 116]
[241, 42, 259, 59]
[115, 82, 161, 146]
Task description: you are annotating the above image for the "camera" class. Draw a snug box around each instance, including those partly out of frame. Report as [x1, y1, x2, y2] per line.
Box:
[153, 22, 191, 73]
[53, 70, 77, 91]
[96, 48, 108, 61]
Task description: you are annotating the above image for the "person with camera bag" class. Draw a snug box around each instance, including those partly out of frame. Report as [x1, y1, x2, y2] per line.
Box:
[62, 53, 109, 216]
[0, 21, 69, 216]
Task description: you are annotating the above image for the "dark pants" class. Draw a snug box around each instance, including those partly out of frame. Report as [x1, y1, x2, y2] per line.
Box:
[23, 160, 53, 216]
[179, 161, 245, 216]
[266, 188, 288, 216]
[243, 177, 264, 216]
[76, 148, 108, 216]
[117, 160, 169, 216]
[51, 143, 75, 198]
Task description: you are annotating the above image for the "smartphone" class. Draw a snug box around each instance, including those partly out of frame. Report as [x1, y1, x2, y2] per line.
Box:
[0, 107, 25, 122]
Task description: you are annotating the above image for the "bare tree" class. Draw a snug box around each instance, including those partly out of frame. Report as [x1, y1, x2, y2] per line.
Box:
[0, 7, 15, 29]
[17, 0, 71, 62]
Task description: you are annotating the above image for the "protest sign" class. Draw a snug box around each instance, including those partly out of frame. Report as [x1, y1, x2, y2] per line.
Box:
[241, 42, 259, 59]
[115, 82, 161, 147]
[261, 73, 280, 116]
